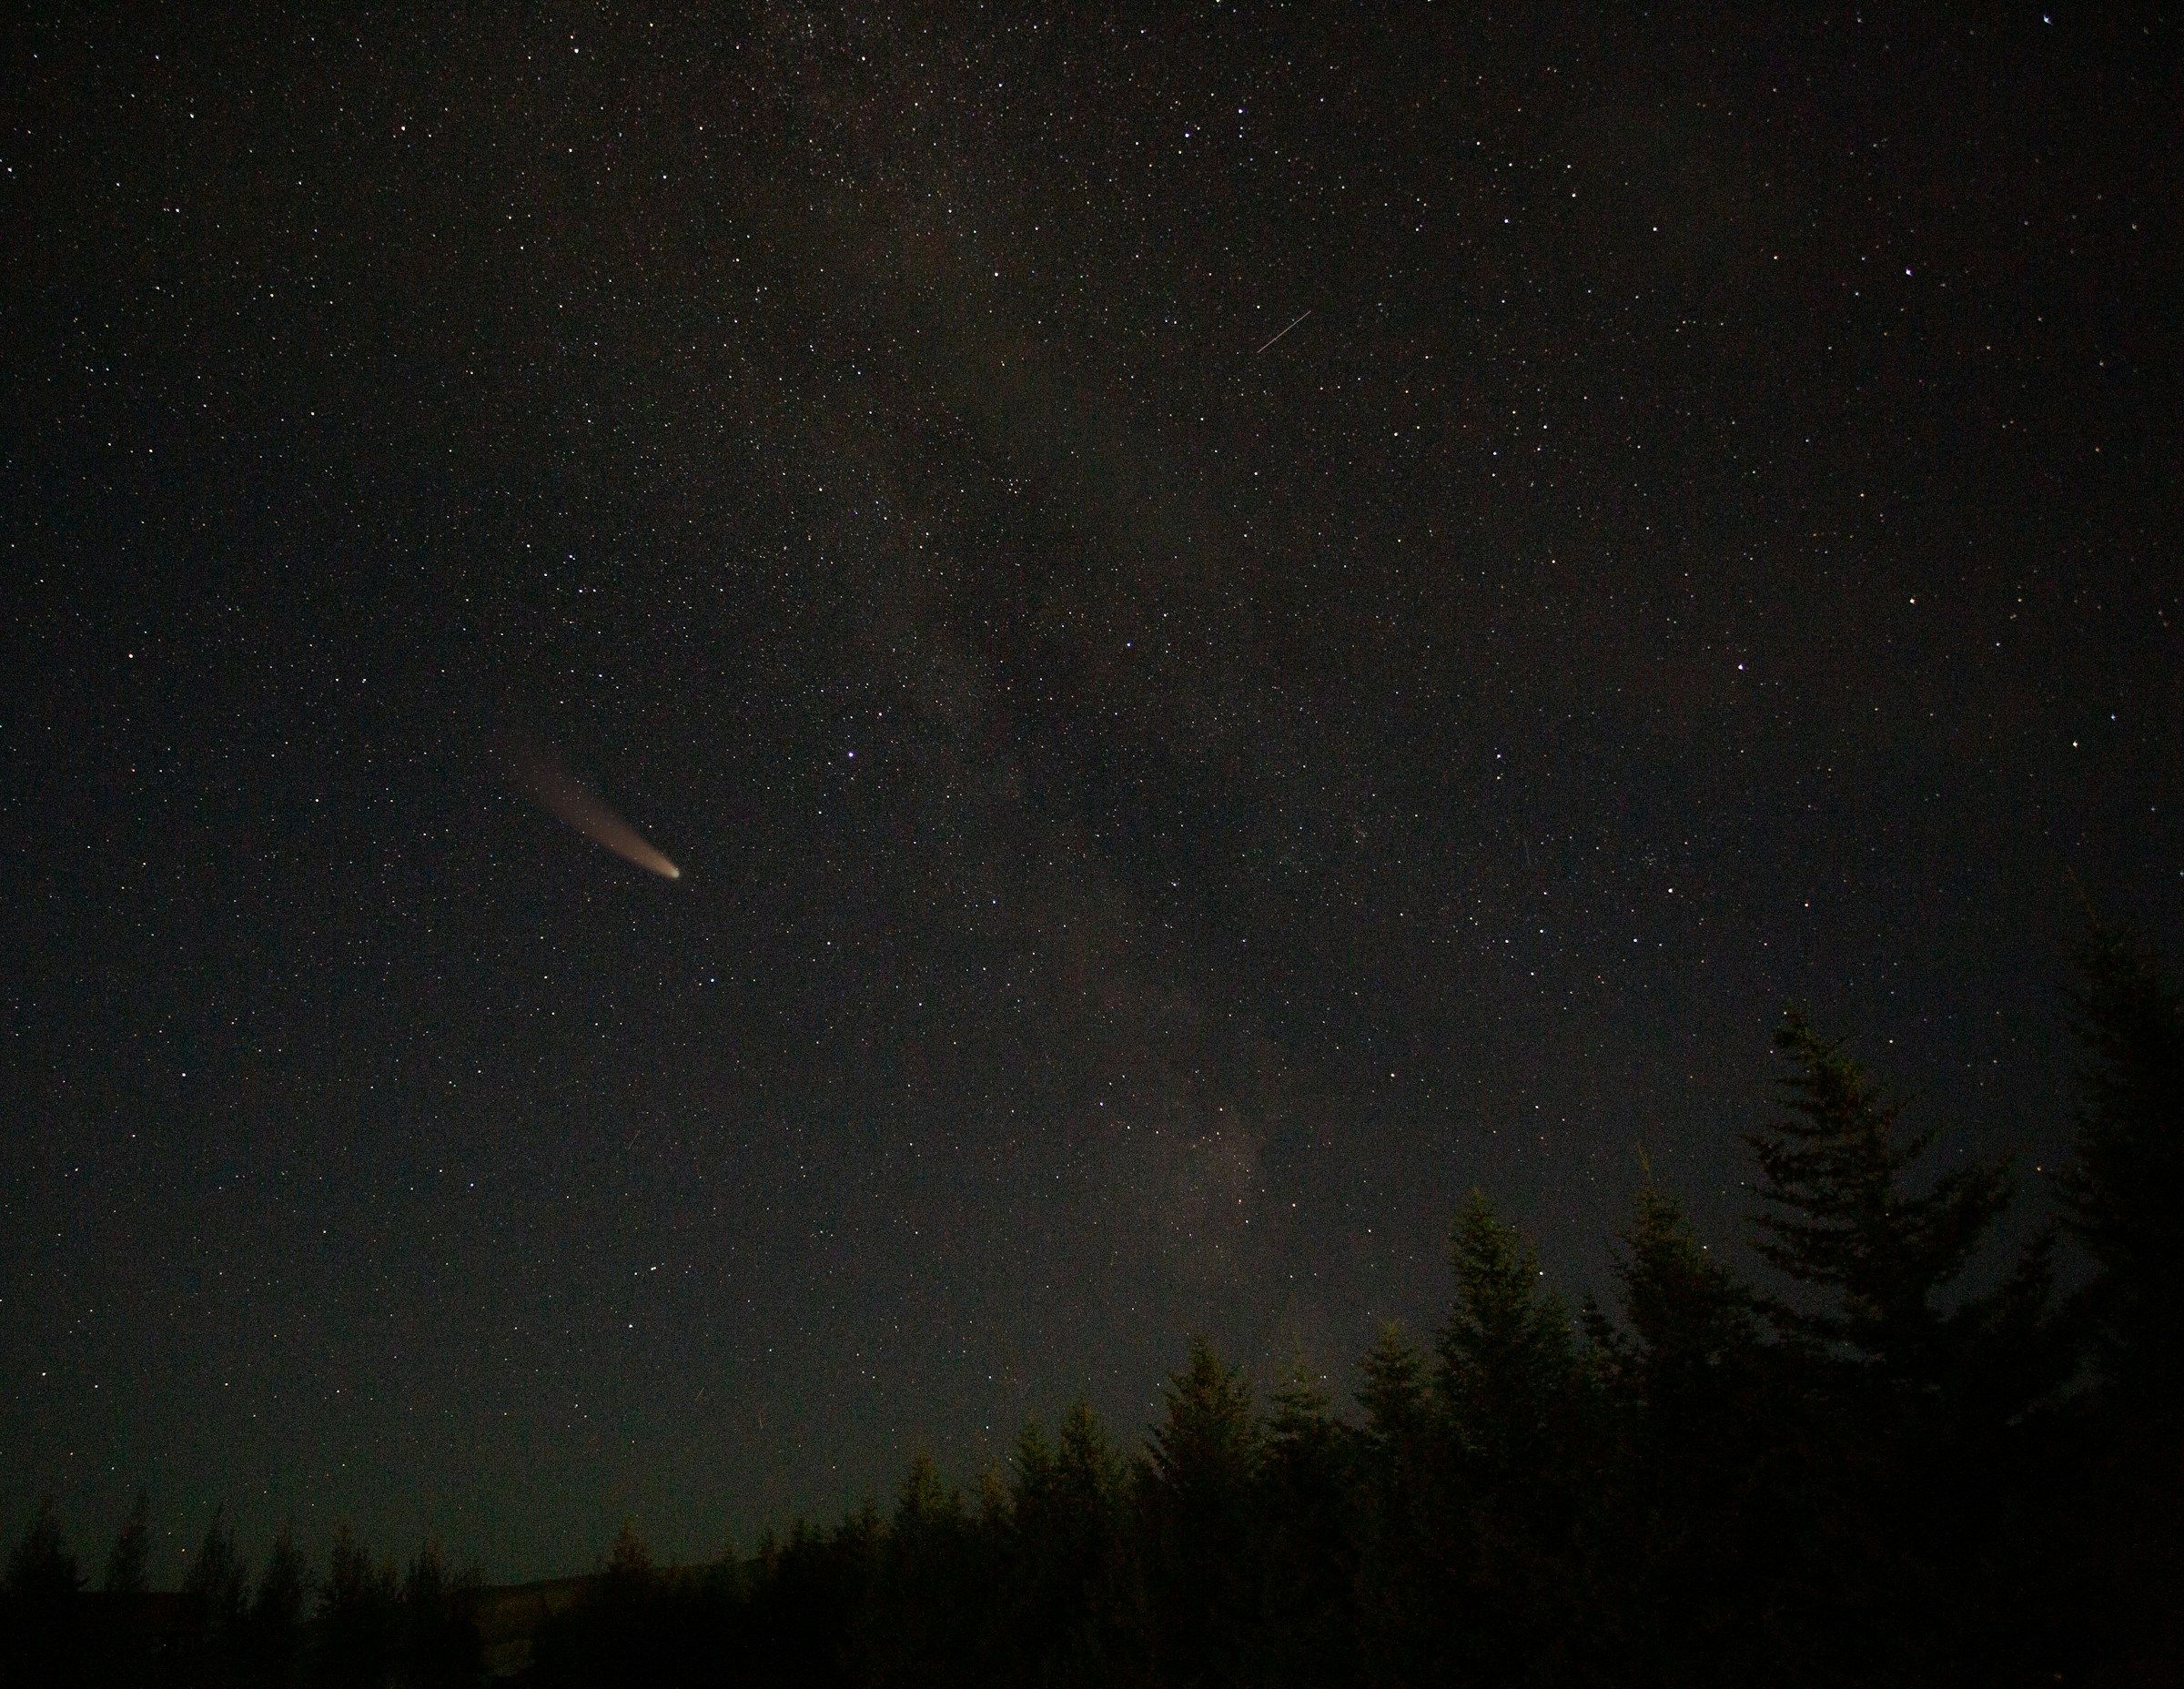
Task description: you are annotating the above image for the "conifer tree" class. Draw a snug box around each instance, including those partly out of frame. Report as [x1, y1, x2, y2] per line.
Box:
[1745, 1012, 2029, 1683]
[1142, 1339, 1260, 1689]
[101, 1491, 152, 1597]
[1355, 1323, 1431, 1465]
[1006, 1401, 1133, 1685]
[2, 1499, 85, 1686]
[245, 1525, 307, 1687]
[2061, 925, 2184, 1419]
[1433, 1192, 1592, 1686]
[1350, 1323, 1435, 1687]
[1614, 1182, 1760, 1422]
[399, 1541, 483, 1689]
[1747, 1011, 2012, 1390]
[315, 1523, 399, 1689]
[1605, 1182, 1771, 1686]
[1437, 1189, 1579, 1470]
[180, 1508, 248, 1681]
[1259, 1365, 1359, 1688]
[96, 1491, 157, 1688]
[1263, 1365, 1347, 1510]
[2045, 927, 2184, 1682]
[5, 1500, 83, 1603]
[871, 1454, 982, 1684]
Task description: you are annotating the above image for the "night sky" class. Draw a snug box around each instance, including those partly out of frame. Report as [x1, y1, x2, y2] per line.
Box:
[5, 5, 2179, 1583]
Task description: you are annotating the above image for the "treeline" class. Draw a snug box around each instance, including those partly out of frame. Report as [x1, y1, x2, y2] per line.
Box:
[7, 927, 2180, 1685]
[0, 1505, 480, 1687]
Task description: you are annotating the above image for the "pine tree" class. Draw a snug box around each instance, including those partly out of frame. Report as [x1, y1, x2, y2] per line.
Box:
[4, 1500, 82, 1603]
[96, 1491, 157, 1688]
[3, 1499, 86, 1686]
[2061, 925, 2184, 1418]
[1355, 1323, 1430, 1467]
[1745, 1012, 2026, 1684]
[399, 1541, 483, 1688]
[1747, 1011, 2012, 1390]
[870, 1454, 984, 1685]
[1613, 1183, 1760, 1423]
[602, 1519, 656, 1595]
[245, 1525, 308, 1688]
[1142, 1339, 1260, 1689]
[1433, 1192, 1592, 1687]
[1005, 1401, 1134, 1686]
[2046, 927, 2184, 1682]
[315, 1523, 399, 1689]
[1606, 1182, 1770, 1687]
[1258, 1365, 1359, 1688]
[180, 1508, 248, 1681]
[101, 1491, 152, 1597]
[1350, 1323, 1435, 1688]
[1437, 1189, 1579, 1471]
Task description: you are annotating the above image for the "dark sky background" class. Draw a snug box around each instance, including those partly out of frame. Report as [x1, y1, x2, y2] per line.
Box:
[4, 5, 2179, 1583]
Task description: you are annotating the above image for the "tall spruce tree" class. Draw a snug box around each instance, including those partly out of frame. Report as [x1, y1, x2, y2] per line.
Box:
[101, 1492, 151, 1598]
[1258, 1365, 1359, 1689]
[180, 1508, 248, 1682]
[315, 1523, 399, 1689]
[245, 1525, 308, 1688]
[2047, 927, 2184, 1682]
[1437, 1190, 1580, 1470]
[1433, 1192, 1592, 1688]
[1614, 1183, 1760, 1415]
[1605, 1182, 1770, 1687]
[1355, 1323, 1430, 1472]
[3, 1499, 86, 1687]
[1747, 1011, 2012, 1389]
[2061, 925, 2184, 1418]
[871, 1454, 985, 1685]
[97, 1491, 157, 1688]
[1351, 1324, 1436, 1688]
[1142, 1338, 1260, 1689]
[398, 1541, 482, 1689]
[1007, 1402, 1132, 1685]
[1745, 1012, 2030, 1684]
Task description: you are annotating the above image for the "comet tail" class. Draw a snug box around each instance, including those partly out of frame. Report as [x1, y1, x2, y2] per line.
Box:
[511, 743, 681, 880]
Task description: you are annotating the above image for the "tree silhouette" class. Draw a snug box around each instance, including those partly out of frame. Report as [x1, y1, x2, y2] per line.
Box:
[315, 1523, 399, 1689]
[22, 938, 2184, 1685]
[1745, 1011, 2033, 1683]
[1433, 1191, 1595, 1686]
[178, 1508, 248, 1684]
[2062, 925, 2184, 1418]
[397, 1540, 485, 1687]
[863, 1454, 989, 1685]
[2054, 928, 2184, 1680]
[1141, 1338, 1260, 1689]
[1749, 1011, 2013, 1387]
[1004, 1400, 1136, 1686]
[1257, 1365, 1359, 1689]
[1350, 1322, 1434, 1687]
[2, 1499, 85, 1686]
[1438, 1190, 1581, 1469]
[243, 1524, 307, 1686]
[101, 1490, 152, 1597]
[1602, 1181, 1774, 1685]
[96, 1490, 157, 1686]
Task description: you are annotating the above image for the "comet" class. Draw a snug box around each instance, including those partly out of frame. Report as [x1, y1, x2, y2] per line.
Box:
[509, 737, 681, 881]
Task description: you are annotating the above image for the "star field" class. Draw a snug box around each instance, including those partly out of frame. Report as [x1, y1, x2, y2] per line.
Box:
[3, 5, 2179, 1580]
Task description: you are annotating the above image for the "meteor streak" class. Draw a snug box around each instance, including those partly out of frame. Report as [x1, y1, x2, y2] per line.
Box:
[1252, 309, 1310, 354]
[510, 739, 681, 880]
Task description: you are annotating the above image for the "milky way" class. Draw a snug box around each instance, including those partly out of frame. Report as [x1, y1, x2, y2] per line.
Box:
[3, 8, 2177, 1580]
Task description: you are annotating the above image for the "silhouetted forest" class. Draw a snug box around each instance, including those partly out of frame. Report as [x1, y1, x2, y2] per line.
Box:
[7, 926, 2180, 1685]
